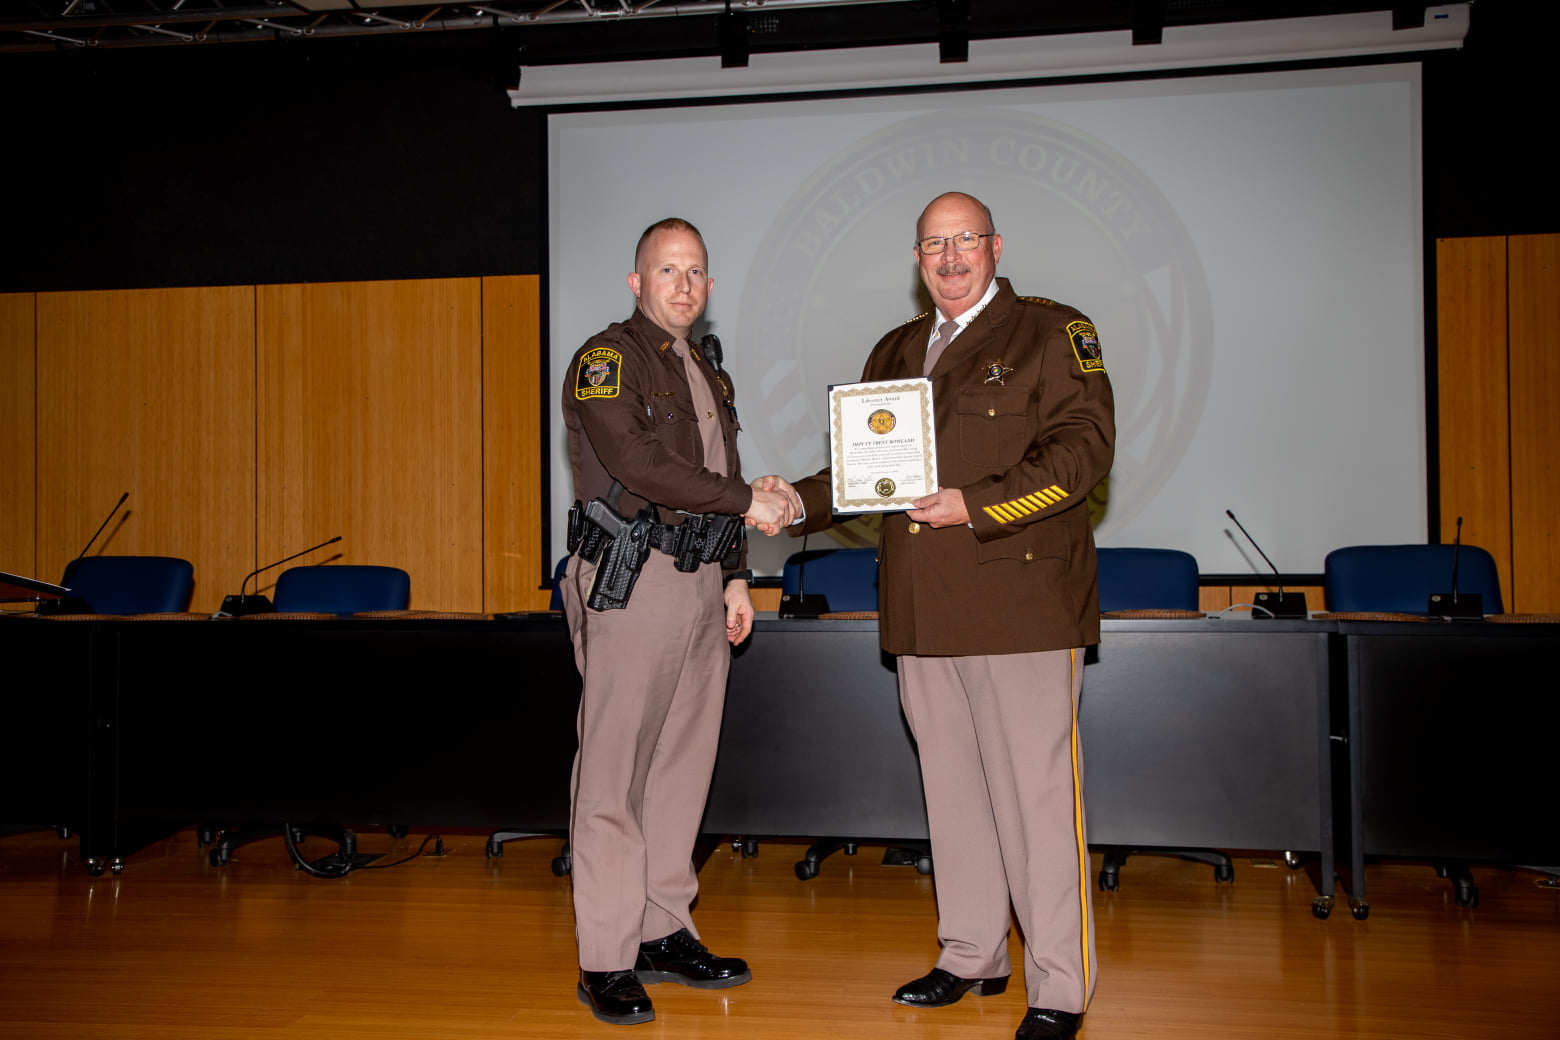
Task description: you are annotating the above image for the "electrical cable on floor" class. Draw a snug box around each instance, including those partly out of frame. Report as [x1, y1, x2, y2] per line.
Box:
[281, 826, 444, 878]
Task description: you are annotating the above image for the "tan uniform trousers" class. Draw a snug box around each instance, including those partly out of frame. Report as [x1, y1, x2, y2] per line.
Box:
[898, 648, 1097, 1013]
[562, 550, 729, 971]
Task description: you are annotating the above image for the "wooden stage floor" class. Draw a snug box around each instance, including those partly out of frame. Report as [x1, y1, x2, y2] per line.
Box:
[2, 828, 1556, 1038]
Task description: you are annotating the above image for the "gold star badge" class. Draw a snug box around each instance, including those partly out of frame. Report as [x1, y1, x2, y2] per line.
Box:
[983, 360, 1013, 385]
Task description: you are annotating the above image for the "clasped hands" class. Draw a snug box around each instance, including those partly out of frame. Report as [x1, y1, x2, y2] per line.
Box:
[745, 475, 803, 536]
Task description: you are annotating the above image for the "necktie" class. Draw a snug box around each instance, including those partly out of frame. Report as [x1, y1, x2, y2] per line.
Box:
[924, 319, 959, 375]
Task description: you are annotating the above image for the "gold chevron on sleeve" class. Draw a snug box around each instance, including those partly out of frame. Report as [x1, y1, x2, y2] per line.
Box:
[982, 485, 1070, 524]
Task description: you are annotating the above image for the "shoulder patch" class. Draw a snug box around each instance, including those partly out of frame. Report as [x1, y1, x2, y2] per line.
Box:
[902, 310, 931, 326]
[1067, 320, 1105, 373]
[575, 346, 622, 400]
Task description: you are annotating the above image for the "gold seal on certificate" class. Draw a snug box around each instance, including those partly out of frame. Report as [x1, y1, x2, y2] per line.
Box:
[829, 377, 939, 514]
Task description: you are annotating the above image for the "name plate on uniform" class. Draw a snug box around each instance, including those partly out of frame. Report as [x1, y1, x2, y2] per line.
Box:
[828, 378, 939, 514]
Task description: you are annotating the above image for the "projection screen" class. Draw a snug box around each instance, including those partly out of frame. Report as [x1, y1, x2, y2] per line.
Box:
[547, 62, 1426, 578]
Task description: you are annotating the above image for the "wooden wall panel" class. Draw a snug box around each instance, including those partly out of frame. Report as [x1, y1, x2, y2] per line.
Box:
[0, 294, 35, 582]
[1507, 233, 1560, 613]
[481, 275, 551, 613]
[34, 287, 256, 611]
[1435, 236, 1512, 599]
[257, 279, 482, 611]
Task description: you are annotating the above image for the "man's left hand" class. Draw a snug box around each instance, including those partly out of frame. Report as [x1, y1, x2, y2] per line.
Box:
[908, 488, 969, 528]
[724, 580, 754, 645]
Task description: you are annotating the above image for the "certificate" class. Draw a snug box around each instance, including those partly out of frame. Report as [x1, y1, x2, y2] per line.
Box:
[828, 378, 939, 514]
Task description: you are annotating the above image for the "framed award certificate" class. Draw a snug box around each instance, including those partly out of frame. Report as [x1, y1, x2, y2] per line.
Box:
[828, 377, 939, 514]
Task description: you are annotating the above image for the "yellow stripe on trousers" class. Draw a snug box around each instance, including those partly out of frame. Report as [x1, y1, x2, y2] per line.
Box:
[1069, 647, 1093, 1002]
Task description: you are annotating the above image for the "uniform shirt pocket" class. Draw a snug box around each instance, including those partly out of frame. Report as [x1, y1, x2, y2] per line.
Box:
[956, 386, 1032, 468]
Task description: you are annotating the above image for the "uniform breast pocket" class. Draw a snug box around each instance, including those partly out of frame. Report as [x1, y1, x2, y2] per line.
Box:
[649, 392, 700, 452]
[956, 386, 1032, 469]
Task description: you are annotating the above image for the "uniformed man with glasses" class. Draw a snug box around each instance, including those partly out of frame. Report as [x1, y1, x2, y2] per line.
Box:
[769, 191, 1116, 1040]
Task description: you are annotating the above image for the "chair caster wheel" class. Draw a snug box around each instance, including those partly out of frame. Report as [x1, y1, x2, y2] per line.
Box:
[1098, 872, 1120, 892]
[915, 855, 933, 875]
[388, 825, 408, 839]
[1312, 897, 1333, 919]
[795, 860, 818, 880]
[1215, 862, 1234, 883]
[1350, 900, 1370, 920]
[552, 855, 572, 876]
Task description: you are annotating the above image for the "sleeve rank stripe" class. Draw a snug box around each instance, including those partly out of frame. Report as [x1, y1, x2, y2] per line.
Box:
[984, 486, 1072, 524]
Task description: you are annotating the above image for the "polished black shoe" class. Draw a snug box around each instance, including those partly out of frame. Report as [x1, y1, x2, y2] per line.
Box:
[577, 969, 655, 1025]
[892, 967, 1009, 1008]
[635, 928, 752, 989]
[1015, 1007, 1083, 1040]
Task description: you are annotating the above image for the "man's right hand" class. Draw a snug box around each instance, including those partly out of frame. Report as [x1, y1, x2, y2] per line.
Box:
[746, 482, 799, 536]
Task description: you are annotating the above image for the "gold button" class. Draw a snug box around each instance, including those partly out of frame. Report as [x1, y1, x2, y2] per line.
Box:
[908, 522, 921, 534]
[1024, 550, 1034, 561]
[987, 408, 996, 417]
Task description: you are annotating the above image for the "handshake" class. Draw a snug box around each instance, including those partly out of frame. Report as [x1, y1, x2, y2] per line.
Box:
[745, 475, 803, 536]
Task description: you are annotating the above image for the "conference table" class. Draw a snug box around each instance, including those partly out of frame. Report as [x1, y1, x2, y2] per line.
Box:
[6, 611, 1553, 918]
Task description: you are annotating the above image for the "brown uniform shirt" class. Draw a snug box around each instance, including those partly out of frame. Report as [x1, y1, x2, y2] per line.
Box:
[562, 307, 752, 563]
[794, 279, 1116, 656]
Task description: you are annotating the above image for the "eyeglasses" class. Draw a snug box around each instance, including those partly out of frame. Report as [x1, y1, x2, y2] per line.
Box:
[916, 231, 995, 254]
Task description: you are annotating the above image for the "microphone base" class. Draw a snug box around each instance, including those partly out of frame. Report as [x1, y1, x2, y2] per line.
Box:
[1253, 590, 1307, 619]
[1429, 591, 1484, 620]
[778, 593, 832, 619]
[220, 594, 276, 616]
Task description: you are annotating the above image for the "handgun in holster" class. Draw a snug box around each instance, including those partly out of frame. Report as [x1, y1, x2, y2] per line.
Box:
[583, 498, 656, 611]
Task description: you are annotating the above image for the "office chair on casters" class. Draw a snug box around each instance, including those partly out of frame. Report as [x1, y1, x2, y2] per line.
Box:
[487, 555, 574, 875]
[1323, 544, 1503, 618]
[1092, 548, 1233, 891]
[1323, 543, 1503, 910]
[56, 555, 195, 614]
[272, 564, 412, 616]
[203, 563, 412, 876]
[774, 547, 932, 879]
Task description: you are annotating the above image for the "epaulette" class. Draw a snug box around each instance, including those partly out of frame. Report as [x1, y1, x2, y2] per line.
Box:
[1018, 295, 1058, 306]
[902, 310, 931, 325]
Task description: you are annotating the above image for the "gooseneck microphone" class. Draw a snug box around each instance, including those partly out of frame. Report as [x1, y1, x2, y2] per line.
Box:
[1225, 509, 1307, 618]
[36, 491, 130, 614]
[778, 534, 831, 620]
[219, 536, 342, 616]
[73, 491, 130, 565]
[1430, 516, 1484, 620]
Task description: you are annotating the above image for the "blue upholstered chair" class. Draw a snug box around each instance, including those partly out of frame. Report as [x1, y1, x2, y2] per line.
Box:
[59, 555, 195, 614]
[1324, 542, 1504, 908]
[776, 546, 930, 878]
[1096, 547, 1200, 613]
[1093, 548, 1231, 890]
[780, 547, 880, 614]
[272, 564, 410, 615]
[547, 556, 570, 613]
[205, 563, 410, 874]
[1324, 544, 1503, 615]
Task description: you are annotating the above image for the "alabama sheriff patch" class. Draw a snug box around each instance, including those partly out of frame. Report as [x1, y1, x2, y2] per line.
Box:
[1068, 321, 1105, 373]
[575, 347, 621, 400]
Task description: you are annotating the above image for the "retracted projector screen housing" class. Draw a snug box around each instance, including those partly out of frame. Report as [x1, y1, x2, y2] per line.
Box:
[548, 62, 1426, 578]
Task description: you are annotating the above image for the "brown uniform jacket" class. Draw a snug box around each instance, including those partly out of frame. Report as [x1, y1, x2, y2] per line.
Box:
[562, 308, 753, 564]
[794, 279, 1115, 656]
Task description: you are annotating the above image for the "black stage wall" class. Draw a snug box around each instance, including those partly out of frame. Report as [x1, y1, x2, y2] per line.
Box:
[1, 1, 1555, 295]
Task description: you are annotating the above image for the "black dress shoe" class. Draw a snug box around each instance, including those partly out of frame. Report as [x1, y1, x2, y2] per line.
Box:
[578, 969, 655, 1025]
[1015, 1008, 1082, 1040]
[636, 928, 752, 989]
[892, 967, 1009, 1008]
